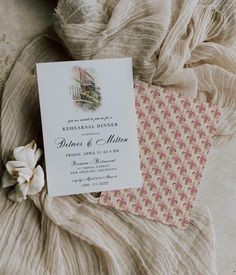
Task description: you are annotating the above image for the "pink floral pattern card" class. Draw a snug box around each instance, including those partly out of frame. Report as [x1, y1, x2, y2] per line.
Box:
[99, 80, 221, 229]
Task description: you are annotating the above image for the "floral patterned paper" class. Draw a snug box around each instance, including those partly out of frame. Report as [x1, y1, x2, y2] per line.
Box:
[99, 80, 221, 229]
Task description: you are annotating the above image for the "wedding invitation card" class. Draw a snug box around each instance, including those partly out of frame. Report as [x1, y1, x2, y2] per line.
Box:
[36, 58, 142, 197]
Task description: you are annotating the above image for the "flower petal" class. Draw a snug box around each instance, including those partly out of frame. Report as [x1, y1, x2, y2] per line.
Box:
[34, 148, 42, 165]
[15, 167, 33, 184]
[6, 160, 27, 175]
[2, 170, 16, 188]
[27, 165, 45, 195]
[26, 140, 37, 151]
[13, 147, 35, 169]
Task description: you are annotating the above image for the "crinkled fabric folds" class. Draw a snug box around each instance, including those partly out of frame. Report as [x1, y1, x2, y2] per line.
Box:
[2, 0, 236, 274]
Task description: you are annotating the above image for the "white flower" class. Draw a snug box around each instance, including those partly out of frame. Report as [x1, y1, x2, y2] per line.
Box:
[2, 140, 45, 202]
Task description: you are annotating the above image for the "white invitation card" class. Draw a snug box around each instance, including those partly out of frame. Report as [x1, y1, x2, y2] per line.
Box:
[36, 58, 142, 197]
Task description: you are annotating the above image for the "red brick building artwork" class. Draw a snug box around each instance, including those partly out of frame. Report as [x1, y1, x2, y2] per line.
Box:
[69, 66, 101, 110]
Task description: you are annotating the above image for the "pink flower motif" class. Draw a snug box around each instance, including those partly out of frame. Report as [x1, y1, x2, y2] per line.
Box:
[188, 186, 198, 195]
[140, 161, 146, 170]
[173, 181, 182, 190]
[151, 140, 161, 149]
[147, 182, 157, 191]
[137, 187, 147, 197]
[141, 120, 151, 129]
[161, 135, 171, 145]
[152, 166, 161, 175]
[201, 139, 211, 150]
[136, 110, 145, 119]
[176, 114, 186, 124]
[171, 104, 180, 113]
[158, 150, 167, 160]
[181, 125, 191, 134]
[151, 115, 160, 124]
[152, 192, 162, 201]
[142, 146, 151, 154]
[182, 150, 192, 159]
[114, 190, 121, 196]
[140, 95, 150, 104]
[146, 105, 156, 113]
[197, 155, 207, 165]
[167, 145, 177, 155]
[138, 136, 146, 146]
[206, 124, 216, 134]
[156, 99, 165, 108]
[196, 129, 206, 139]
[162, 187, 172, 196]
[165, 94, 176, 103]
[201, 114, 210, 123]
[172, 155, 181, 164]
[137, 187, 148, 196]
[187, 160, 196, 169]
[178, 191, 187, 200]
[174, 207, 183, 216]
[161, 109, 171, 119]
[150, 89, 160, 96]
[162, 161, 172, 170]
[166, 119, 176, 129]
[132, 203, 142, 213]
[167, 171, 176, 180]
[171, 130, 181, 139]
[142, 172, 152, 181]
[127, 193, 136, 202]
[183, 176, 192, 185]
[163, 212, 173, 222]
[177, 139, 186, 149]
[211, 108, 221, 119]
[116, 198, 127, 207]
[177, 165, 187, 175]
[196, 103, 206, 113]
[147, 156, 156, 165]
[148, 207, 158, 218]
[142, 198, 152, 207]
[158, 202, 167, 211]
[183, 201, 193, 210]
[135, 100, 140, 108]
[137, 84, 145, 92]
[192, 144, 201, 153]
[157, 176, 167, 185]
[192, 170, 202, 180]
[191, 119, 201, 128]
[146, 131, 155, 139]
[168, 197, 177, 206]
[181, 98, 191, 108]
[179, 217, 189, 227]
[187, 134, 196, 144]
[156, 125, 166, 134]
[101, 192, 111, 203]
[186, 110, 195, 118]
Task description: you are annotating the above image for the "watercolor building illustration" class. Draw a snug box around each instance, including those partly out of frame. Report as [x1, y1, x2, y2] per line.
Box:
[70, 66, 101, 111]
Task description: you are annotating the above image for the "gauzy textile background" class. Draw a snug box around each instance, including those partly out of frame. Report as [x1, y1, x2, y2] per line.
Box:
[1, 0, 236, 274]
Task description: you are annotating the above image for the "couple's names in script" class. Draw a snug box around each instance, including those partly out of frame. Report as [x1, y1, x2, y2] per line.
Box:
[55, 115, 128, 149]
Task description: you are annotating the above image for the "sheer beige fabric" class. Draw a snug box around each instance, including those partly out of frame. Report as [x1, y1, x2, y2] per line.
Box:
[1, 0, 236, 274]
